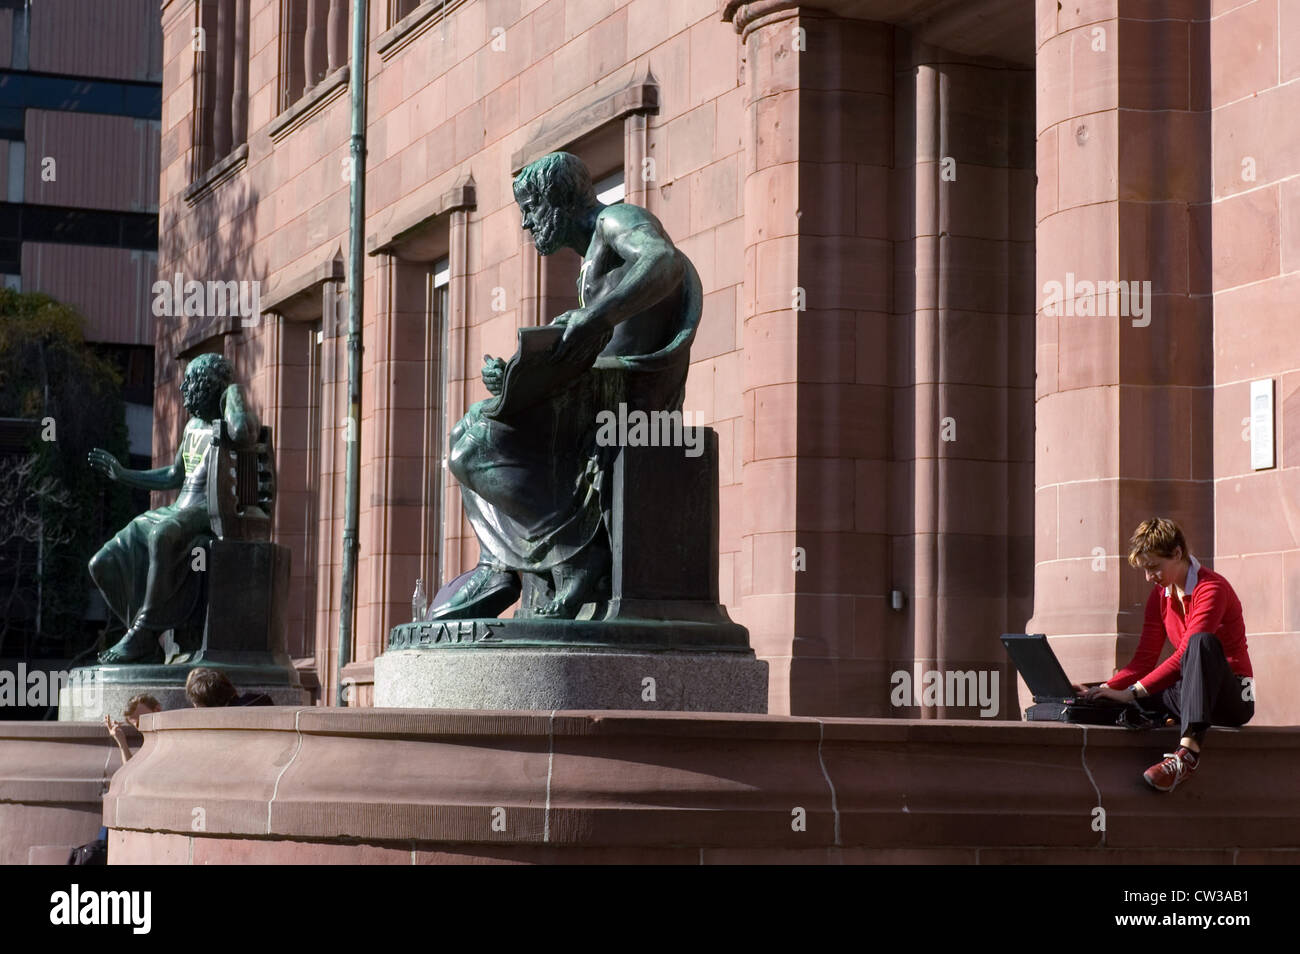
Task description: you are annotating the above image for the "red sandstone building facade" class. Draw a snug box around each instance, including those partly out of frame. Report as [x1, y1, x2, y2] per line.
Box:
[151, 0, 1300, 724]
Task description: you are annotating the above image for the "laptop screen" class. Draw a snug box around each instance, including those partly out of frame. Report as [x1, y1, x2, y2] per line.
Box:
[1000, 633, 1077, 703]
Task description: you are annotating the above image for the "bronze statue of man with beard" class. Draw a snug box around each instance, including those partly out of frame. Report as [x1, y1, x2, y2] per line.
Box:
[87, 353, 259, 663]
[431, 151, 704, 621]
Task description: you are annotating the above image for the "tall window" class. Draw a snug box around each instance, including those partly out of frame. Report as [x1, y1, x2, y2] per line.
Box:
[193, 0, 250, 176]
[279, 0, 350, 111]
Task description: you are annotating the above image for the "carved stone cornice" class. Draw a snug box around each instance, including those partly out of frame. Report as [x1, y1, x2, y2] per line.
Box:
[722, 1, 809, 40]
[508, 65, 658, 175]
[366, 172, 476, 260]
[721, 0, 1033, 65]
[262, 252, 346, 321]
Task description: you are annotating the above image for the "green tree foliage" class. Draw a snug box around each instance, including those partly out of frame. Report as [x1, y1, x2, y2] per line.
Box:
[0, 289, 134, 655]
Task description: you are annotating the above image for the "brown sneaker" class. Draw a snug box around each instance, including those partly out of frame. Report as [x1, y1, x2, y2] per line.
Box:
[1143, 747, 1199, 792]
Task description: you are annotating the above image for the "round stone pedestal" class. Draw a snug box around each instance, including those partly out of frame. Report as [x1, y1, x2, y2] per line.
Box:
[374, 648, 769, 712]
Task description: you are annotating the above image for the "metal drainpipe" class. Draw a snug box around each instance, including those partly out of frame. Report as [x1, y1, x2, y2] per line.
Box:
[336, 0, 369, 706]
[913, 62, 944, 719]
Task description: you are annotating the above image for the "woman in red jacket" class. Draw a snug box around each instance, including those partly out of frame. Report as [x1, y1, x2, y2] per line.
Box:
[1078, 518, 1254, 792]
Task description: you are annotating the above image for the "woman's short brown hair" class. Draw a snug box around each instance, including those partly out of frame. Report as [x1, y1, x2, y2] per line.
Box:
[1126, 517, 1189, 567]
[185, 668, 237, 707]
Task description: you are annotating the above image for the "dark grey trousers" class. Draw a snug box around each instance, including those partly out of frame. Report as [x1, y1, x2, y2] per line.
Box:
[1141, 631, 1254, 743]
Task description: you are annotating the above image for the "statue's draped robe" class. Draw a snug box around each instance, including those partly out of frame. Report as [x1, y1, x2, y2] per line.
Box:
[448, 257, 703, 574]
[90, 419, 213, 631]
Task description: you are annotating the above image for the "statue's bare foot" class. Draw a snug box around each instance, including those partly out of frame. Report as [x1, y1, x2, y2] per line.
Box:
[535, 597, 571, 618]
[98, 624, 162, 664]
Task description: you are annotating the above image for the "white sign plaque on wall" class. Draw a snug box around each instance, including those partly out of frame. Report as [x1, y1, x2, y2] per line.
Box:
[1250, 379, 1274, 471]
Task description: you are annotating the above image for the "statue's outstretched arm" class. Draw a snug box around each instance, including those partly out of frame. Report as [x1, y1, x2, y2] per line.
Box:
[88, 441, 184, 491]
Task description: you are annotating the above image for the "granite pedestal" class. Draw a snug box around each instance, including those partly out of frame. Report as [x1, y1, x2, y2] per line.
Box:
[376, 615, 768, 711]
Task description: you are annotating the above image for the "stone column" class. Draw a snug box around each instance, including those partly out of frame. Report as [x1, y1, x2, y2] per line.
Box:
[213, 0, 235, 157]
[327, 0, 348, 73]
[191, 1, 214, 174]
[624, 110, 650, 209]
[306, 0, 328, 87]
[731, 0, 801, 714]
[231, 0, 249, 145]
[731, 3, 899, 716]
[892, 40, 1035, 719]
[1027, 2, 1212, 683]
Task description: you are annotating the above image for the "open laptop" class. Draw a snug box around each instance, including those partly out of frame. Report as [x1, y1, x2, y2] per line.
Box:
[1000, 633, 1089, 703]
[1002, 633, 1167, 726]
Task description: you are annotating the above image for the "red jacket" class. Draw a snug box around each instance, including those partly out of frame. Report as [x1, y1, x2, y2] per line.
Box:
[1108, 558, 1252, 695]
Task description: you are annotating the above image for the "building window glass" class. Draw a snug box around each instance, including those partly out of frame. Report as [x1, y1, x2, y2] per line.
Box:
[0, 202, 158, 253]
[594, 170, 625, 205]
[0, 72, 161, 120]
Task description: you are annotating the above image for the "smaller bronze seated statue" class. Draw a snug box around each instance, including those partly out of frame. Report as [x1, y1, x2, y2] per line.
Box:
[87, 353, 275, 664]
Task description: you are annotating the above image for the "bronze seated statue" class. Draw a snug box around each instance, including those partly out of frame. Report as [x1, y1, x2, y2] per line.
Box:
[87, 353, 276, 664]
[428, 151, 704, 623]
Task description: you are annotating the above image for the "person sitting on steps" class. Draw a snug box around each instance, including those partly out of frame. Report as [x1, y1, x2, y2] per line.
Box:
[1072, 517, 1254, 792]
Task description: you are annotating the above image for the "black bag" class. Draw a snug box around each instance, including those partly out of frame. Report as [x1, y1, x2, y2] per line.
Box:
[1117, 702, 1177, 730]
[67, 839, 108, 865]
[1027, 700, 1168, 729]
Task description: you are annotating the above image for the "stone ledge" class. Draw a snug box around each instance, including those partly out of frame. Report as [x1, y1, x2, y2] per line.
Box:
[0, 723, 125, 866]
[100, 709, 1300, 862]
[268, 66, 349, 143]
[183, 143, 249, 206]
[376, 0, 472, 61]
[106, 832, 1300, 865]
